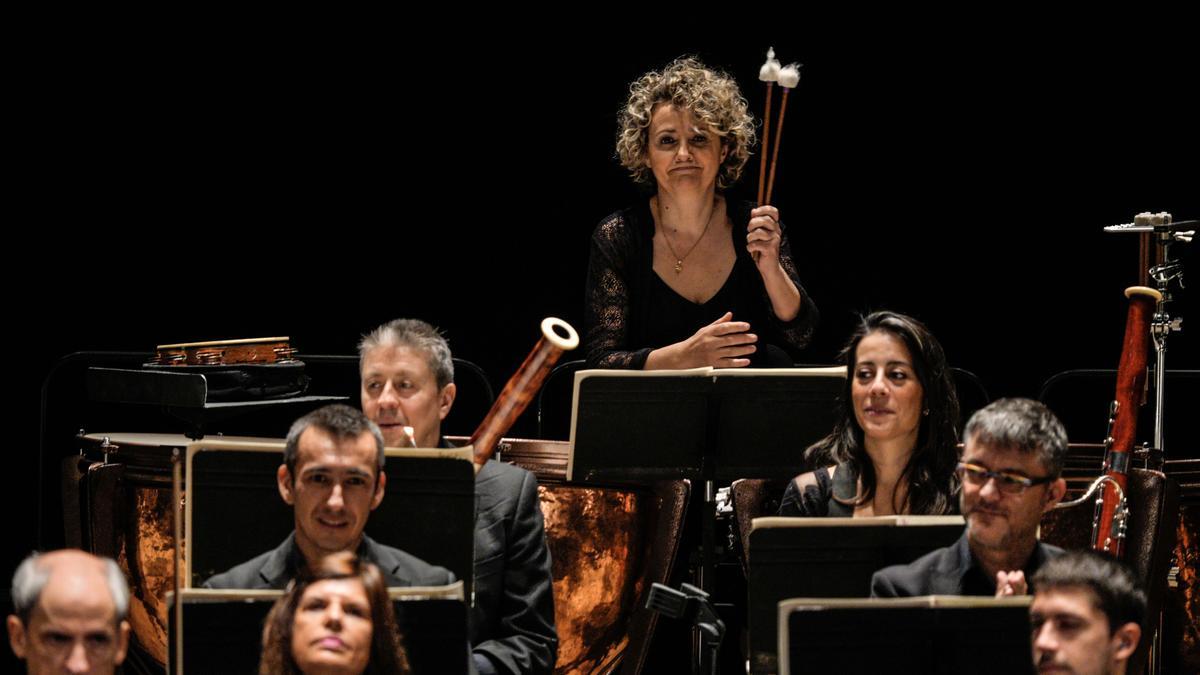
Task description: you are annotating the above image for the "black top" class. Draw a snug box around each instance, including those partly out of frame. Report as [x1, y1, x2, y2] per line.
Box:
[870, 531, 1065, 597]
[584, 198, 818, 369]
[777, 462, 857, 517]
[202, 532, 455, 590]
[645, 262, 742, 356]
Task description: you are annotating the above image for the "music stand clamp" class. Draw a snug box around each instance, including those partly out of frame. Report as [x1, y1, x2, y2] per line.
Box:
[646, 582, 725, 675]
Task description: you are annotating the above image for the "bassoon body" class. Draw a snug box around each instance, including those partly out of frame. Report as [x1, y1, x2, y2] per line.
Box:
[1092, 286, 1162, 555]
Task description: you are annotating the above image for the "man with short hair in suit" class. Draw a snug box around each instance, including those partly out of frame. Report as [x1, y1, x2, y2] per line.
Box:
[871, 398, 1069, 597]
[204, 403, 453, 589]
[360, 318, 557, 675]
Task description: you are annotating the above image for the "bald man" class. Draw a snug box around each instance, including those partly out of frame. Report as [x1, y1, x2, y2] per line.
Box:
[7, 550, 131, 675]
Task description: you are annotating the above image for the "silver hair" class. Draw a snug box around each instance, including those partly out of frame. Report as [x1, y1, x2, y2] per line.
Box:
[963, 397, 1068, 477]
[11, 551, 130, 623]
[283, 404, 385, 476]
[358, 318, 455, 391]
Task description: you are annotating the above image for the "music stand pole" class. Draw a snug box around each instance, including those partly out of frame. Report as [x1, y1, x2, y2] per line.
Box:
[688, 402, 720, 672]
[700, 395, 720, 593]
[1149, 220, 1187, 459]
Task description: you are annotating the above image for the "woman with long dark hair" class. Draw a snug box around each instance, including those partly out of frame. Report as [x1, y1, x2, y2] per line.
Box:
[779, 311, 960, 516]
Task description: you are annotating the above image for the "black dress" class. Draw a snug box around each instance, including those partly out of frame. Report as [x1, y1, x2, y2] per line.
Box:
[583, 198, 818, 369]
[777, 462, 858, 517]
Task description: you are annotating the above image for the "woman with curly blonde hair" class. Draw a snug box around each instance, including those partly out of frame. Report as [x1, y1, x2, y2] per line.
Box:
[259, 552, 410, 675]
[584, 56, 818, 370]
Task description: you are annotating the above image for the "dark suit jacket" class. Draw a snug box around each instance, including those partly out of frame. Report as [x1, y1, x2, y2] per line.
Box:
[202, 532, 455, 589]
[470, 459, 558, 675]
[870, 531, 1064, 597]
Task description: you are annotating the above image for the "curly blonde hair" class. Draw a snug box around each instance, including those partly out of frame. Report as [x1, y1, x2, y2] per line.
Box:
[617, 56, 756, 189]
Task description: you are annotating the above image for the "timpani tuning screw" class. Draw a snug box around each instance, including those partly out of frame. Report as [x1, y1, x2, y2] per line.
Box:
[197, 349, 224, 365]
[100, 436, 119, 465]
[154, 351, 186, 366]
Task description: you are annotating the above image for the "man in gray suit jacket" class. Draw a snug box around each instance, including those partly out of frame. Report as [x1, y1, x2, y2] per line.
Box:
[205, 404, 453, 589]
[360, 319, 557, 675]
[872, 398, 1069, 598]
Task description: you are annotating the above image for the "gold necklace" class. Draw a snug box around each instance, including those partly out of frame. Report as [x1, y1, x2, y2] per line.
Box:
[656, 201, 714, 274]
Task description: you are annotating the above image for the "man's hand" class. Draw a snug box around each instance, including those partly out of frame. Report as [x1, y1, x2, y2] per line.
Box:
[995, 570, 1028, 597]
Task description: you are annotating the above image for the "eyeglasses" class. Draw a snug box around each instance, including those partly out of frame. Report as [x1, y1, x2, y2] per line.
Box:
[956, 461, 1054, 495]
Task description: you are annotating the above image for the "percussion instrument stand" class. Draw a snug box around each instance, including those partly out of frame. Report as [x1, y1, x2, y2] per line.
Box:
[646, 582, 725, 675]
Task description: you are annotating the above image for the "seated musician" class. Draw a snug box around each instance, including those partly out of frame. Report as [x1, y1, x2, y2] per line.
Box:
[204, 404, 454, 589]
[778, 311, 960, 517]
[259, 551, 411, 675]
[583, 56, 818, 370]
[359, 319, 557, 675]
[1030, 551, 1145, 675]
[871, 398, 1068, 597]
[7, 549, 131, 675]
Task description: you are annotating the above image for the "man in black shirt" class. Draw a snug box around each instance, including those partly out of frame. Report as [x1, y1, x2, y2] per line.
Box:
[872, 398, 1068, 597]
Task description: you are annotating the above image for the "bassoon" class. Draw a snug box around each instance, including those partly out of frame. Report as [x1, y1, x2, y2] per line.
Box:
[469, 318, 579, 468]
[1091, 286, 1162, 556]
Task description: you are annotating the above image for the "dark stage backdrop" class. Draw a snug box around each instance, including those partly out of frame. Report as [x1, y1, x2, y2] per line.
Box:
[7, 26, 1197, 594]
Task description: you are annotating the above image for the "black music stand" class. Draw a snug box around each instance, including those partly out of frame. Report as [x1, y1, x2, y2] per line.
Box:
[186, 441, 476, 599]
[566, 367, 844, 672]
[777, 596, 1034, 675]
[169, 586, 470, 674]
[567, 367, 845, 483]
[710, 369, 846, 481]
[567, 366, 843, 584]
[747, 515, 965, 674]
[567, 368, 711, 482]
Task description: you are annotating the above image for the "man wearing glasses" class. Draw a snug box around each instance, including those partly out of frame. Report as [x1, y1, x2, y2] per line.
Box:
[871, 398, 1068, 597]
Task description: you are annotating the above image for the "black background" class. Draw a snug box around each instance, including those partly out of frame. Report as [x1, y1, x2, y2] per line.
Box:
[6, 20, 1197, 600]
